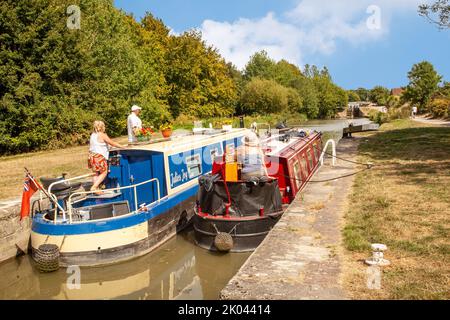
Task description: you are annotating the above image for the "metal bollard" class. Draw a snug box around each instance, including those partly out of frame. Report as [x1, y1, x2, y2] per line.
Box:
[365, 243, 390, 266]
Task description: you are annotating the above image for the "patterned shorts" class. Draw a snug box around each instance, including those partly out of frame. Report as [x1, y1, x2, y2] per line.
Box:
[88, 152, 108, 174]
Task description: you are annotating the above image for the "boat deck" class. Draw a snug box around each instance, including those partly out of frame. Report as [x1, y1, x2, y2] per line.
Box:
[262, 132, 319, 157]
[114, 128, 249, 153]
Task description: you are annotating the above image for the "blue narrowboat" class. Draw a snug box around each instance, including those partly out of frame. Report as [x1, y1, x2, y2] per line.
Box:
[30, 129, 248, 267]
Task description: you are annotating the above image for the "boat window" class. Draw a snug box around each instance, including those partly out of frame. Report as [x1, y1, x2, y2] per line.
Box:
[307, 149, 314, 170]
[300, 156, 308, 175]
[314, 142, 321, 160]
[293, 161, 301, 188]
[186, 154, 202, 179]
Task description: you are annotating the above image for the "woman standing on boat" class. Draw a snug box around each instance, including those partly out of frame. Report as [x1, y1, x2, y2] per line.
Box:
[88, 121, 125, 194]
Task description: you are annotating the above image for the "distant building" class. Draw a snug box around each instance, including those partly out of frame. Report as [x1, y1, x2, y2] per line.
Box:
[391, 88, 404, 96]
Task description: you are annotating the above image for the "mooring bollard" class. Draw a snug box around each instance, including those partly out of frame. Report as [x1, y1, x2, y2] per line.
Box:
[365, 243, 390, 266]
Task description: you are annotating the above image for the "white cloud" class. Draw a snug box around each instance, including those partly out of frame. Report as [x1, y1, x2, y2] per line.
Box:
[201, 13, 305, 69]
[199, 0, 429, 69]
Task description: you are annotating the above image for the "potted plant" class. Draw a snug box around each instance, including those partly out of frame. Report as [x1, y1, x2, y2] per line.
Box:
[134, 127, 154, 142]
[160, 122, 173, 138]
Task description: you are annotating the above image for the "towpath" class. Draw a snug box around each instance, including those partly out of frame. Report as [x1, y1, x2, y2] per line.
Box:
[220, 138, 360, 300]
[412, 116, 450, 126]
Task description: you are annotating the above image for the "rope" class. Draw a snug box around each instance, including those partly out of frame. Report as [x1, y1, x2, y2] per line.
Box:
[295, 134, 373, 167]
[279, 167, 371, 184]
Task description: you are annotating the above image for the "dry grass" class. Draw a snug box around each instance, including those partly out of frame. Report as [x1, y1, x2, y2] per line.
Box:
[342, 119, 450, 299]
[0, 136, 129, 201]
[308, 202, 326, 211]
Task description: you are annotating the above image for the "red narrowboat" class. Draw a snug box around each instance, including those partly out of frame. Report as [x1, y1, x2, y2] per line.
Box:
[264, 130, 323, 204]
[193, 129, 323, 253]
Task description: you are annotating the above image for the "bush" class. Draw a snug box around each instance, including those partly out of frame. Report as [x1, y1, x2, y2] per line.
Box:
[240, 78, 289, 115]
[387, 104, 412, 120]
[368, 110, 389, 125]
[428, 98, 450, 118]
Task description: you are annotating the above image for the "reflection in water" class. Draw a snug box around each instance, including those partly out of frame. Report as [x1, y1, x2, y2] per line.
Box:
[0, 230, 250, 300]
[292, 118, 372, 132]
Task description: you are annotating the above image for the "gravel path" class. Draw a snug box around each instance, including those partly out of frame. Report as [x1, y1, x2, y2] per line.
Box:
[412, 116, 450, 126]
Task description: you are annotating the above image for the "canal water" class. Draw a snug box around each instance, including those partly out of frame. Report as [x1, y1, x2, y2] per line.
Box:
[0, 118, 372, 300]
[0, 229, 250, 300]
[291, 118, 372, 143]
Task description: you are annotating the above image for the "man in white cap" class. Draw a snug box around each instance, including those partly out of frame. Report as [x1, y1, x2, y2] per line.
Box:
[127, 105, 142, 143]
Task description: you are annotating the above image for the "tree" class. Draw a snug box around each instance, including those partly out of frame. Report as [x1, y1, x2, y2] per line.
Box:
[436, 81, 450, 97]
[354, 88, 370, 101]
[165, 31, 237, 118]
[386, 95, 400, 109]
[1, 0, 236, 154]
[239, 78, 289, 115]
[243, 51, 277, 81]
[369, 86, 390, 105]
[290, 77, 319, 119]
[0, 0, 159, 153]
[419, 0, 450, 29]
[272, 60, 303, 88]
[403, 61, 442, 111]
[286, 88, 304, 114]
[309, 66, 348, 118]
[348, 91, 361, 102]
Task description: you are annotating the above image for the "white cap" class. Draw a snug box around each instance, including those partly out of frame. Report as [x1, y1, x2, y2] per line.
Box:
[131, 105, 142, 112]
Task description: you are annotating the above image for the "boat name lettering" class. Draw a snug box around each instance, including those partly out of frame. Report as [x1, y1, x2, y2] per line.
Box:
[171, 170, 189, 188]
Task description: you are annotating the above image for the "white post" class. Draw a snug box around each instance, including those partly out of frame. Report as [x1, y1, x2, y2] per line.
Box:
[320, 139, 337, 167]
[134, 186, 138, 212]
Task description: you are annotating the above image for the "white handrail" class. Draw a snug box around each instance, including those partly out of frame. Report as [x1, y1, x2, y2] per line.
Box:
[320, 139, 337, 167]
[47, 173, 95, 223]
[47, 173, 95, 195]
[67, 178, 161, 224]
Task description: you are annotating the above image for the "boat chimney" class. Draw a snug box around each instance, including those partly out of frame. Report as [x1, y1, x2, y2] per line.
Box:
[259, 207, 264, 217]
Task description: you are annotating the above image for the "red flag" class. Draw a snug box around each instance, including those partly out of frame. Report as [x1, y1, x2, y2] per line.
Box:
[20, 175, 41, 220]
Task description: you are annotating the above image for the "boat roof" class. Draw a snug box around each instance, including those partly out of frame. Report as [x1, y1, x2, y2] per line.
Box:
[263, 131, 321, 157]
[112, 128, 249, 154]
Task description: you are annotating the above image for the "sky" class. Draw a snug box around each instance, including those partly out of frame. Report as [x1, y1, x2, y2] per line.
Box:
[114, 0, 450, 90]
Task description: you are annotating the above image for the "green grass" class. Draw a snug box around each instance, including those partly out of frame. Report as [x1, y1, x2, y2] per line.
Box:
[343, 119, 450, 300]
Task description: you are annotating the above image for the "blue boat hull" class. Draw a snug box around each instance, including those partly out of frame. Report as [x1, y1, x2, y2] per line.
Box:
[31, 187, 198, 267]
